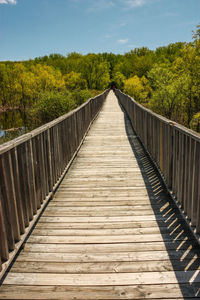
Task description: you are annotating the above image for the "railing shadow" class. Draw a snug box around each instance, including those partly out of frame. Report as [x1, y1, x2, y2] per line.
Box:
[120, 100, 200, 298]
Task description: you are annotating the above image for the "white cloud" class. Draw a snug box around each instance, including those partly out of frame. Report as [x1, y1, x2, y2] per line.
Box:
[124, 0, 146, 8]
[118, 39, 129, 44]
[0, 0, 17, 4]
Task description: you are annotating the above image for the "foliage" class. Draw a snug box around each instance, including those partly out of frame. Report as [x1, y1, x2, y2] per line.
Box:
[30, 91, 76, 124]
[80, 54, 110, 90]
[190, 112, 200, 132]
[64, 71, 87, 90]
[124, 75, 151, 103]
[1, 23, 200, 136]
[71, 89, 93, 106]
[112, 72, 125, 90]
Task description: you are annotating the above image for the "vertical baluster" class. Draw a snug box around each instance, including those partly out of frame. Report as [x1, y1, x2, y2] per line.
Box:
[27, 139, 37, 215]
[183, 135, 190, 213]
[192, 141, 200, 228]
[0, 154, 16, 250]
[196, 149, 200, 232]
[159, 121, 163, 173]
[0, 189, 9, 262]
[24, 142, 34, 220]
[39, 133, 46, 201]
[187, 137, 195, 219]
[177, 132, 183, 205]
[47, 128, 53, 193]
[10, 147, 25, 234]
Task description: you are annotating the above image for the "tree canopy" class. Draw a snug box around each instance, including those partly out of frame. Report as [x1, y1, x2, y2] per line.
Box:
[1, 23, 200, 134]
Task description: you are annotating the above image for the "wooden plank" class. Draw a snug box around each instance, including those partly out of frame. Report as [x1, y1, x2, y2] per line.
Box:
[27, 233, 189, 244]
[32, 227, 173, 236]
[44, 205, 167, 212]
[35, 220, 165, 229]
[1, 284, 200, 300]
[54, 191, 149, 198]
[52, 196, 153, 202]
[21, 242, 196, 254]
[42, 210, 159, 217]
[4, 270, 200, 285]
[10, 259, 200, 273]
[39, 215, 182, 223]
[49, 201, 171, 207]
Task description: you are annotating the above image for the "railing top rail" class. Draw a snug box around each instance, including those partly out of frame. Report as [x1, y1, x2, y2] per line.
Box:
[119, 90, 200, 141]
[0, 90, 109, 155]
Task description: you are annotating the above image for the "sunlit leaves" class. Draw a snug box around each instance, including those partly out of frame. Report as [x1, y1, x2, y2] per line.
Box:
[124, 75, 151, 104]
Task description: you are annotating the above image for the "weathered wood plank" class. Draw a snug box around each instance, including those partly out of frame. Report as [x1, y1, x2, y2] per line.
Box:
[27, 232, 190, 244]
[20, 243, 197, 254]
[39, 215, 182, 222]
[1, 284, 200, 300]
[10, 259, 200, 273]
[4, 270, 200, 285]
[32, 227, 174, 236]
[35, 220, 166, 229]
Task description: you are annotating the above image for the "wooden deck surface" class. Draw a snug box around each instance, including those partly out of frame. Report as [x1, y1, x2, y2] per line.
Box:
[1, 91, 200, 299]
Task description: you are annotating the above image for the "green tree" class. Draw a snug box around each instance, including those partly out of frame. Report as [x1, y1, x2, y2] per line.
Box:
[113, 72, 125, 90]
[64, 71, 87, 91]
[148, 65, 186, 120]
[13, 63, 37, 110]
[173, 41, 200, 125]
[192, 24, 200, 41]
[190, 112, 200, 132]
[31, 64, 65, 94]
[80, 54, 110, 90]
[30, 91, 75, 124]
[0, 63, 10, 106]
[124, 75, 151, 104]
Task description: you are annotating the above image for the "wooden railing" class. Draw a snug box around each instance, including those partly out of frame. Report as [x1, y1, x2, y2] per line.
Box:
[115, 89, 200, 235]
[0, 89, 109, 274]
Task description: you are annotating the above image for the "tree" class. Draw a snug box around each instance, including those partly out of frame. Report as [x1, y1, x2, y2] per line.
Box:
[113, 72, 125, 90]
[64, 71, 87, 91]
[192, 24, 200, 41]
[148, 65, 186, 120]
[30, 91, 76, 124]
[12, 63, 37, 110]
[173, 41, 200, 126]
[0, 63, 10, 106]
[190, 112, 200, 132]
[124, 75, 151, 104]
[31, 64, 65, 94]
[80, 54, 110, 90]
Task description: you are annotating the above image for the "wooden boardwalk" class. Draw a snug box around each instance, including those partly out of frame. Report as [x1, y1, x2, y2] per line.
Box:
[1, 91, 200, 299]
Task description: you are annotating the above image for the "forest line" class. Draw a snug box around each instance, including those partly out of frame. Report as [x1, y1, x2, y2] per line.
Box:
[0, 24, 200, 135]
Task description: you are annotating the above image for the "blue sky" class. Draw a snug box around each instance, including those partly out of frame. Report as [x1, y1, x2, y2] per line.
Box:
[0, 0, 199, 61]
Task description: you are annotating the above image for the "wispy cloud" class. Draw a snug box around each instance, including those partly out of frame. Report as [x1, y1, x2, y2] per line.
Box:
[0, 0, 17, 4]
[118, 39, 129, 44]
[86, 0, 115, 13]
[124, 0, 146, 8]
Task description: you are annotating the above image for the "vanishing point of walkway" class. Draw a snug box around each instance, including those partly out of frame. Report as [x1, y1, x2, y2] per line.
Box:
[0, 91, 200, 299]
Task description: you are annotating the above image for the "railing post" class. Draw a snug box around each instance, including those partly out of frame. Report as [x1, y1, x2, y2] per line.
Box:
[0, 189, 9, 262]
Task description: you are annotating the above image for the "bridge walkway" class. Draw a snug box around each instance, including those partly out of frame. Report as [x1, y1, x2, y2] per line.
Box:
[0, 90, 200, 299]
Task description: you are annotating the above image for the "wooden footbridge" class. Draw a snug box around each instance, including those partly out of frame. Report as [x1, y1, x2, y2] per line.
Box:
[0, 90, 200, 299]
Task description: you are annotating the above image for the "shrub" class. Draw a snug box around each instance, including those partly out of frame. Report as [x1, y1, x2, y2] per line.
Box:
[30, 90, 76, 124]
